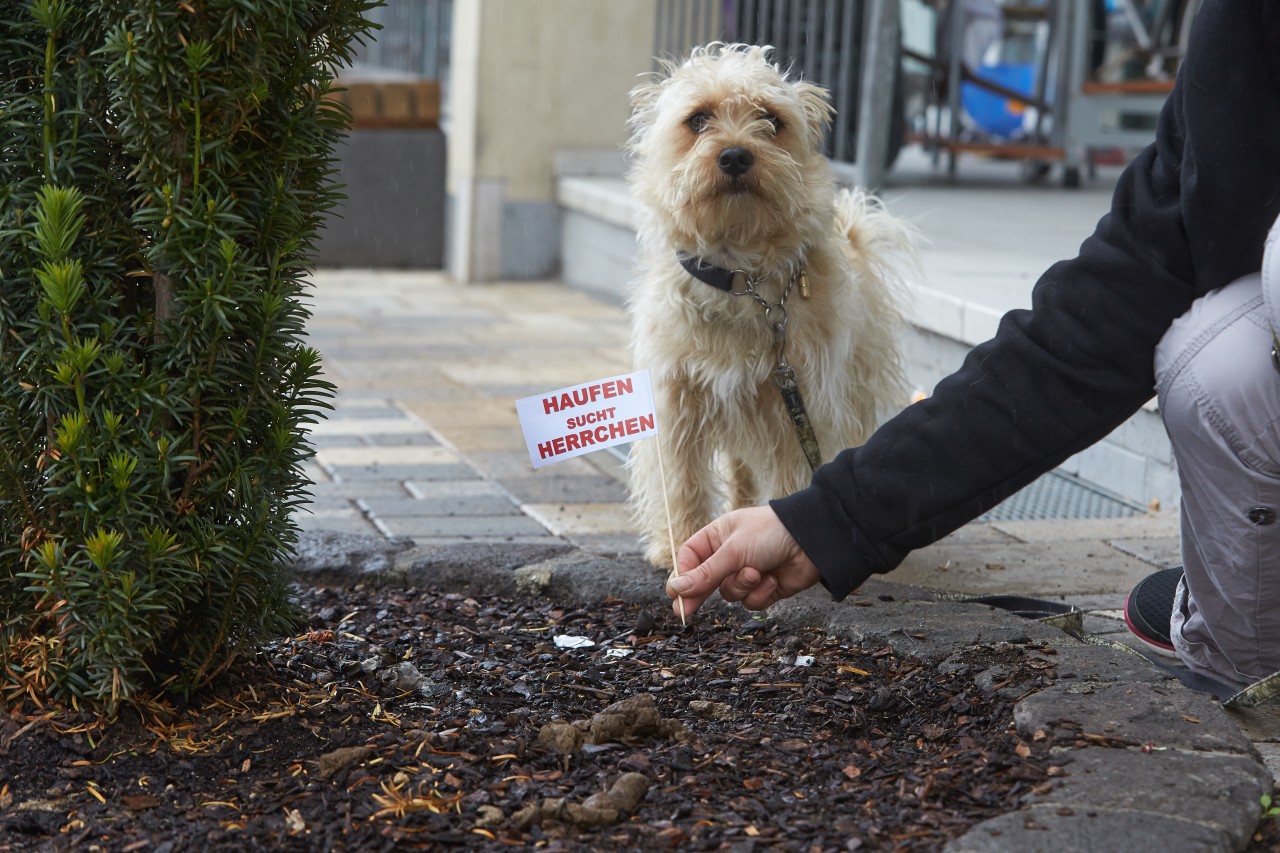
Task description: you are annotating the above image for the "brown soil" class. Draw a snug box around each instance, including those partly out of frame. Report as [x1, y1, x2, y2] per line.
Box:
[0, 583, 1079, 851]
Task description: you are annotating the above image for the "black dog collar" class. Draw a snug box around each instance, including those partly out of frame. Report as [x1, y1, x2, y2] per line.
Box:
[677, 254, 748, 293]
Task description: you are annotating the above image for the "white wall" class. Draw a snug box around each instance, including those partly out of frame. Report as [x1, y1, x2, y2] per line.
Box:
[448, 0, 658, 282]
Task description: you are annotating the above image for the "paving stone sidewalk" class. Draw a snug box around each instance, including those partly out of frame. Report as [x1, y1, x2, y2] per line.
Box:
[295, 268, 1280, 851]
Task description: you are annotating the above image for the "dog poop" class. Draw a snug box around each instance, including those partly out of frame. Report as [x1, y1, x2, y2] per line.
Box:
[536, 693, 689, 754]
[511, 772, 651, 829]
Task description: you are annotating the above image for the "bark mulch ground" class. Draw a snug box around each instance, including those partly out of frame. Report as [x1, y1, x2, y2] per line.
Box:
[0, 582, 1190, 852]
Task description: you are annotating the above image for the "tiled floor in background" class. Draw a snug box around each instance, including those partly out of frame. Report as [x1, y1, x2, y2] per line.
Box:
[299, 271, 641, 556]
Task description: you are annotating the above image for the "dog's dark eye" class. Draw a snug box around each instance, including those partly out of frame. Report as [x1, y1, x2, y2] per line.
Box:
[686, 111, 711, 133]
[763, 113, 782, 132]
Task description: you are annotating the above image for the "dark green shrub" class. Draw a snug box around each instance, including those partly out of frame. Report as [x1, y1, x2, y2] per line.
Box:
[0, 0, 376, 714]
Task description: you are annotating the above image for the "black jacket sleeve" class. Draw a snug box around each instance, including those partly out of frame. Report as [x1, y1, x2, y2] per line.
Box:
[772, 0, 1280, 599]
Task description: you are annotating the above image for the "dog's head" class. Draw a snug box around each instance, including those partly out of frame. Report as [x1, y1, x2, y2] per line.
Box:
[628, 43, 835, 260]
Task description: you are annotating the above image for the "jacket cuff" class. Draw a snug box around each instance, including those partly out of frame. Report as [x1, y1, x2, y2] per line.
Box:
[770, 486, 887, 600]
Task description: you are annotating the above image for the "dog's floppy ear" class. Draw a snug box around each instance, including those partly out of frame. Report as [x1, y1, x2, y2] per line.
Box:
[627, 72, 660, 112]
[793, 80, 835, 148]
[629, 77, 662, 117]
[627, 76, 662, 146]
[628, 60, 674, 142]
[630, 56, 680, 118]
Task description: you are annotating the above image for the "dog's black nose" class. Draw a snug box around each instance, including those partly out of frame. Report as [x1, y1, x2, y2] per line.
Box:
[717, 147, 754, 177]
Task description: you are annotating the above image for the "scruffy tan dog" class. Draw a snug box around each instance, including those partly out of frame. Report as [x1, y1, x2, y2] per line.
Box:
[624, 43, 916, 570]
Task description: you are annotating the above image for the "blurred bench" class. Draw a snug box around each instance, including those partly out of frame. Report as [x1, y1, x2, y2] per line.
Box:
[328, 77, 441, 130]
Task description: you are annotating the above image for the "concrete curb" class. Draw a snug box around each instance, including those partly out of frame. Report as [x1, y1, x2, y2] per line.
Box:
[290, 533, 1269, 852]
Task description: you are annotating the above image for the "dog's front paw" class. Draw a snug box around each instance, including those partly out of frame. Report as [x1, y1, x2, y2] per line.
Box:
[641, 539, 676, 572]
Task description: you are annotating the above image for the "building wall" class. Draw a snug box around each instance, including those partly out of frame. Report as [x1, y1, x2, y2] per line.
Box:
[448, 0, 658, 282]
[317, 129, 447, 268]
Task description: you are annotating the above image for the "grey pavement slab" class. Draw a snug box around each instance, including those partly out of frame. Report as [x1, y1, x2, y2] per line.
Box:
[308, 434, 370, 448]
[317, 445, 458, 465]
[988, 515, 1180, 542]
[1107, 535, 1183, 567]
[403, 479, 514, 499]
[305, 480, 412, 499]
[356, 495, 523, 517]
[1014, 680, 1257, 753]
[293, 514, 379, 536]
[568, 532, 643, 557]
[325, 403, 407, 419]
[291, 531, 415, 585]
[321, 385, 477, 402]
[386, 535, 567, 549]
[327, 463, 477, 482]
[465, 450, 610, 481]
[931, 522, 1024, 546]
[970, 640, 1174, 689]
[1228, 705, 1280, 786]
[769, 593, 1068, 660]
[300, 460, 331, 483]
[394, 542, 576, 596]
[945, 806, 1234, 853]
[501, 475, 629, 504]
[520, 502, 632, 538]
[372, 514, 552, 539]
[364, 433, 442, 447]
[297, 494, 361, 512]
[320, 343, 494, 359]
[895, 539, 1161, 597]
[1018, 747, 1270, 850]
[308, 416, 427, 437]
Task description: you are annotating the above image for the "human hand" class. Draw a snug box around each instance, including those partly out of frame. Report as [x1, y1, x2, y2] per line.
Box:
[665, 505, 821, 619]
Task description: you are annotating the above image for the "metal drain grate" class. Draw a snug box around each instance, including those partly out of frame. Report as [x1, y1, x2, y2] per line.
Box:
[978, 469, 1148, 522]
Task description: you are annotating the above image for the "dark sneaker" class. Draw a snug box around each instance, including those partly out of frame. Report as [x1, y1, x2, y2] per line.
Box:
[1124, 568, 1182, 656]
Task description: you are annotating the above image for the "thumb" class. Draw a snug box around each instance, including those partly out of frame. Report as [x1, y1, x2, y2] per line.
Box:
[669, 536, 706, 592]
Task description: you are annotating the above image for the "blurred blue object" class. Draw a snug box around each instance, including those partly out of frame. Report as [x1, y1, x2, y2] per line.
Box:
[961, 62, 1036, 138]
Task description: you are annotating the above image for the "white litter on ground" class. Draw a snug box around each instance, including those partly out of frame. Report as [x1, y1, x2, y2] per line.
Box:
[553, 634, 596, 649]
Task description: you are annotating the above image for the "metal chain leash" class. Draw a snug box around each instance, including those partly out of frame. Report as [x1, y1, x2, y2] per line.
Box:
[730, 272, 796, 368]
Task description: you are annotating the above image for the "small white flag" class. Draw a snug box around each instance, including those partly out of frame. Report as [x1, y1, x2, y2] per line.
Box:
[515, 370, 659, 469]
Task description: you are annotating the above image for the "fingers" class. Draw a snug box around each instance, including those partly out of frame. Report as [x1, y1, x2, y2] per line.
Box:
[741, 574, 780, 611]
[671, 565, 768, 617]
[665, 555, 729, 617]
[666, 519, 744, 617]
[673, 523, 716, 578]
[716, 567, 762, 603]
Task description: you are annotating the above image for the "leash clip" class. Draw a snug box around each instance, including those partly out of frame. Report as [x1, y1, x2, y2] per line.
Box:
[773, 364, 822, 471]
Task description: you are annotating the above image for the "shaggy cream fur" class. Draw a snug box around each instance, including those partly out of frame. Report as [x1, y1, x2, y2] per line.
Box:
[625, 43, 917, 569]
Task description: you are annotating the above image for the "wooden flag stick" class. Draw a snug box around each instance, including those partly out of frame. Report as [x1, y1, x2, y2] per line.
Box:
[654, 439, 687, 625]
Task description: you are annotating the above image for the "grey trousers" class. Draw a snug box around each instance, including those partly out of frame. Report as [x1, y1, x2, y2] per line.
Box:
[1156, 221, 1280, 685]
